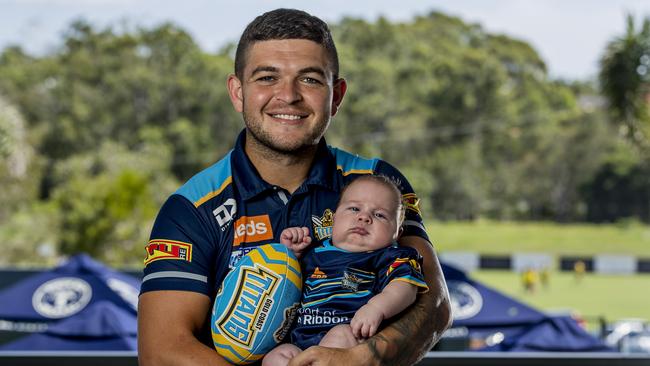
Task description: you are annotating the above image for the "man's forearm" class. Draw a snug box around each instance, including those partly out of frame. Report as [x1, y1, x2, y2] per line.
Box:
[363, 237, 452, 365]
[364, 290, 450, 365]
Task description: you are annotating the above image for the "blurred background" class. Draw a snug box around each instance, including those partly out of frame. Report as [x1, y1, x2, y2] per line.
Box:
[1, 0, 649, 358]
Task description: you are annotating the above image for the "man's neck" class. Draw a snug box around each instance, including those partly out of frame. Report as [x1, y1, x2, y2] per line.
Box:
[244, 137, 318, 194]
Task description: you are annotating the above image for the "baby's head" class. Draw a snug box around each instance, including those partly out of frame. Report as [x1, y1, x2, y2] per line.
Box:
[331, 175, 405, 252]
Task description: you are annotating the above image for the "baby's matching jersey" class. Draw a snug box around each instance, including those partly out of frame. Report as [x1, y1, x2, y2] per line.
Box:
[290, 239, 428, 349]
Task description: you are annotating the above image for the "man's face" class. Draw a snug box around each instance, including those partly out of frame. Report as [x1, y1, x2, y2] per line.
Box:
[227, 39, 346, 154]
[331, 180, 401, 252]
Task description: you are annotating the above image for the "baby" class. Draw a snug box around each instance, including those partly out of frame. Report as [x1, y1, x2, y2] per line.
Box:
[263, 175, 428, 366]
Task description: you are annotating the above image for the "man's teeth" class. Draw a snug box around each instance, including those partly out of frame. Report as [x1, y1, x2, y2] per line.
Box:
[272, 114, 302, 120]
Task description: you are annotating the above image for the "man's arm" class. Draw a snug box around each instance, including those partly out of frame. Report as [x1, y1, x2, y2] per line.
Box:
[289, 235, 451, 366]
[138, 291, 233, 366]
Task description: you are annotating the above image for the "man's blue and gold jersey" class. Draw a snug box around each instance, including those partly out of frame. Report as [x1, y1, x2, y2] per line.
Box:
[291, 239, 428, 349]
[141, 130, 430, 298]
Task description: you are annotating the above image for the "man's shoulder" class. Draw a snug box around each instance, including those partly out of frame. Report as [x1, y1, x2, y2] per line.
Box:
[174, 150, 234, 208]
[327, 145, 381, 176]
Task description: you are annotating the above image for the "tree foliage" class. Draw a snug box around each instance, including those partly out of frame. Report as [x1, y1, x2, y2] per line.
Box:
[0, 12, 643, 265]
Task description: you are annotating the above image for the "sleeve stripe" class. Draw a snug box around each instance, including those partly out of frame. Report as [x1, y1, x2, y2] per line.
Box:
[142, 271, 208, 283]
[391, 277, 429, 293]
[404, 219, 426, 231]
[193, 176, 232, 207]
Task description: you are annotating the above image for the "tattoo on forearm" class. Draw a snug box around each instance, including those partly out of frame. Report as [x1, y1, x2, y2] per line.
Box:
[367, 294, 441, 366]
[365, 334, 385, 362]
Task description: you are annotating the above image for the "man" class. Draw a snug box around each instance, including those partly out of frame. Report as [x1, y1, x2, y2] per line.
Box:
[138, 8, 451, 366]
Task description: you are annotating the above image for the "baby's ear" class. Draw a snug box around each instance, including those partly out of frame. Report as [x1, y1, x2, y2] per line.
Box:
[396, 226, 404, 239]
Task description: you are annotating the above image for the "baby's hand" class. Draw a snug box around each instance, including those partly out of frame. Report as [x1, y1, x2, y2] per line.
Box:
[350, 303, 384, 339]
[279, 227, 312, 259]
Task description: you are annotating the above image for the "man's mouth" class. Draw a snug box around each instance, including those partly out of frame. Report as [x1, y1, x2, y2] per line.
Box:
[270, 113, 304, 120]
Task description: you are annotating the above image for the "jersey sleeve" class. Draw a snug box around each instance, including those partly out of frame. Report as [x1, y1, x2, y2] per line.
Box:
[140, 194, 222, 296]
[374, 160, 430, 243]
[374, 247, 428, 293]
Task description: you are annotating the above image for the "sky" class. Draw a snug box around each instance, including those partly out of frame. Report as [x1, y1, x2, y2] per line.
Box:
[2, 0, 650, 81]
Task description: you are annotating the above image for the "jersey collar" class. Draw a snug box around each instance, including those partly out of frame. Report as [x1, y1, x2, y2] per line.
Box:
[230, 130, 337, 200]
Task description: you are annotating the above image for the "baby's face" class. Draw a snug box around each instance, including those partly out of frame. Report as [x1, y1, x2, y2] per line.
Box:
[331, 180, 401, 252]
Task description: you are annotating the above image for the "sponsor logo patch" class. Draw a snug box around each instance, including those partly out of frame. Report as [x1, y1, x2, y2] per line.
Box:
[297, 308, 350, 326]
[233, 215, 274, 246]
[310, 267, 327, 279]
[312, 209, 334, 240]
[216, 264, 280, 348]
[144, 239, 193, 265]
[213, 198, 237, 230]
[402, 193, 421, 215]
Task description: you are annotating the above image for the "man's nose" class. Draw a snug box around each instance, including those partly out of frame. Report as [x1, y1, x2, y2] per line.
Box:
[275, 80, 302, 104]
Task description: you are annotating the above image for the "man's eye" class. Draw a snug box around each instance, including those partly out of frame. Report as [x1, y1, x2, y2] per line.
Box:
[256, 76, 275, 82]
[302, 77, 322, 84]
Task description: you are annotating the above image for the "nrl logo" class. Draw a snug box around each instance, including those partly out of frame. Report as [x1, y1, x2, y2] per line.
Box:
[312, 209, 334, 240]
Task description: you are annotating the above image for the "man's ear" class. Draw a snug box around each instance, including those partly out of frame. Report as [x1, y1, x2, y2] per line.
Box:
[227, 74, 244, 113]
[331, 78, 347, 116]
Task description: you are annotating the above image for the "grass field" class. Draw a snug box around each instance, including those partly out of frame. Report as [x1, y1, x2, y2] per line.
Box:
[427, 220, 650, 257]
[471, 270, 650, 328]
[425, 220, 650, 328]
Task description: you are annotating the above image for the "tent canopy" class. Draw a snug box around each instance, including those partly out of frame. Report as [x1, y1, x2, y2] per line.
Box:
[0, 301, 137, 351]
[0, 254, 139, 324]
[442, 263, 612, 352]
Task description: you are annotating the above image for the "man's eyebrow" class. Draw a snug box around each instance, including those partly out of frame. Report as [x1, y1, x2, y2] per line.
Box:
[250, 66, 278, 76]
[299, 67, 327, 78]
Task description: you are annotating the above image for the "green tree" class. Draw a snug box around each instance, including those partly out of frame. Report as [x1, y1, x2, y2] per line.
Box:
[599, 14, 650, 147]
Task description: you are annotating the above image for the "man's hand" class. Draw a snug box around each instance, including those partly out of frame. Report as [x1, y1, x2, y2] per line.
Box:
[287, 344, 374, 366]
[350, 303, 383, 339]
[280, 226, 312, 258]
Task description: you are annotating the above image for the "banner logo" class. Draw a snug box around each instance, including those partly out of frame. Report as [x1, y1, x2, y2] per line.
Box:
[32, 277, 92, 319]
[448, 280, 483, 320]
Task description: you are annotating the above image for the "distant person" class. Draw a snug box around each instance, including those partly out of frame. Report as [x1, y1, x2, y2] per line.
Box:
[574, 260, 586, 283]
[522, 267, 538, 294]
[540, 266, 550, 289]
[263, 175, 428, 366]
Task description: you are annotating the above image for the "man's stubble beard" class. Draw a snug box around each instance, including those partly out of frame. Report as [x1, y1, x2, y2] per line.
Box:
[242, 109, 330, 158]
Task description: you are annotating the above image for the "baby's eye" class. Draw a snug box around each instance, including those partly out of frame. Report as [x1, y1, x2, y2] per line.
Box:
[374, 212, 386, 219]
[348, 206, 359, 212]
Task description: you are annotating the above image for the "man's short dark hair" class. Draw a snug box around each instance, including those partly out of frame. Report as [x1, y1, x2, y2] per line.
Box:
[234, 8, 339, 80]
